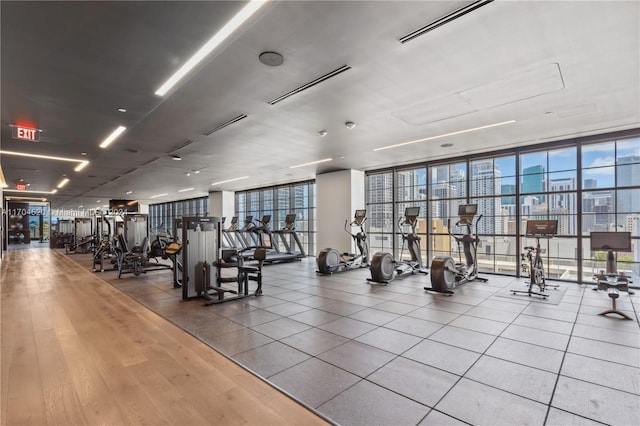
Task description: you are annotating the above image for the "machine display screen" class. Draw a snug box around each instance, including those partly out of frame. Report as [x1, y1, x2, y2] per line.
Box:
[405, 207, 420, 217]
[590, 232, 632, 252]
[355, 210, 366, 219]
[458, 204, 477, 216]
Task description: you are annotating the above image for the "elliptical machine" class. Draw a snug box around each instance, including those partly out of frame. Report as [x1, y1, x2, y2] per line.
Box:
[368, 207, 428, 284]
[317, 210, 369, 274]
[425, 204, 487, 294]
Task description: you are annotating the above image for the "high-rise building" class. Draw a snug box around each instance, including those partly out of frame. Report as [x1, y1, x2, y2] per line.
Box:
[616, 155, 640, 214]
[548, 177, 577, 234]
[522, 165, 545, 202]
[471, 160, 501, 234]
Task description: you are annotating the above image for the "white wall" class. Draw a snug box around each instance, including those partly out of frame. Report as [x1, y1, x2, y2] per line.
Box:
[316, 170, 365, 255]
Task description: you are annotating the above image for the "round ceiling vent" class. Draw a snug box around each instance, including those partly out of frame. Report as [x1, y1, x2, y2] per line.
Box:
[259, 51, 284, 66]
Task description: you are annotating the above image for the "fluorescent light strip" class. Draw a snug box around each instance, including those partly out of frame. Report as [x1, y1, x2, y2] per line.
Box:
[0, 165, 8, 188]
[289, 158, 333, 169]
[4, 189, 57, 194]
[211, 176, 249, 186]
[178, 187, 195, 193]
[155, 1, 268, 96]
[150, 193, 168, 199]
[74, 161, 90, 172]
[6, 196, 48, 201]
[0, 150, 84, 163]
[57, 178, 70, 188]
[99, 126, 127, 148]
[373, 120, 516, 152]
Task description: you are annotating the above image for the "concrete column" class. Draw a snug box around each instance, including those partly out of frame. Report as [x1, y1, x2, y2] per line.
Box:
[208, 191, 235, 224]
[316, 169, 365, 255]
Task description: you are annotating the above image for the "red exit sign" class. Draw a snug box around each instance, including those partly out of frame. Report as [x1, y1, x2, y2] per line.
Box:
[12, 126, 39, 142]
[15, 182, 28, 190]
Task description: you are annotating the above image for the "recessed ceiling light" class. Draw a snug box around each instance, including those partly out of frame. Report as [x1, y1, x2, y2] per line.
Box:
[57, 178, 70, 188]
[178, 187, 195, 193]
[318, 130, 328, 137]
[441, 143, 453, 148]
[193, 170, 200, 174]
[150, 193, 168, 199]
[289, 158, 332, 169]
[186, 172, 191, 177]
[78, 205, 84, 208]
[96, 200, 101, 203]
[154, 0, 268, 96]
[81, 152, 87, 156]
[118, 108, 127, 113]
[99, 125, 127, 148]
[345, 121, 356, 129]
[125, 190, 133, 195]
[373, 120, 516, 151]
[211, 176, 249, 186]
[171, 155, 182, 161]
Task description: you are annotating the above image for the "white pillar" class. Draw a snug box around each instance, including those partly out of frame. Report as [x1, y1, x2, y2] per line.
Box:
[208, 191, 235, 223]
[316, 170, 365, 255]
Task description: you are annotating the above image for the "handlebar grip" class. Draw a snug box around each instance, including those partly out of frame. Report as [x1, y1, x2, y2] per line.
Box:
[524, 246, 534, 250]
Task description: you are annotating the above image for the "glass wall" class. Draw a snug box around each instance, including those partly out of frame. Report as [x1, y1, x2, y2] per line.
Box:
[235, 181, 316, 255]
[366, 133, 640, 282]
[149, 197, 208, 236]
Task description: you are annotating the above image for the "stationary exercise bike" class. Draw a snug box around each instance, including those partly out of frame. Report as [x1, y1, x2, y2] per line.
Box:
[317, 210, 369, 274]
[591, 231, 635, 320]
[425, 204, 487, 294]
[368, 207, 428, 284]
[511, 220, 559, 299]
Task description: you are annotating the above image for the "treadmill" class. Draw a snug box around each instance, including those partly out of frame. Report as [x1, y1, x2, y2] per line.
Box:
[267, 214, 307, 263]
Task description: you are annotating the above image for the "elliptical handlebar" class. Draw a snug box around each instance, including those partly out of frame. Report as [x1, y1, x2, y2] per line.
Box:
[345, 217, 367, 237]
[451, 213, 483, 243]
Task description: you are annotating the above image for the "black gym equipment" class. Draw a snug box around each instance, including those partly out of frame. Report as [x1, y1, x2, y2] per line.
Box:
[425, 204, 488, 294]
[317, 209, 369, 274]
[264, 213, 306, 263]
[368, 207, 428, 284]
[510, 220, 559, 299]
[591, 231, 635, 320]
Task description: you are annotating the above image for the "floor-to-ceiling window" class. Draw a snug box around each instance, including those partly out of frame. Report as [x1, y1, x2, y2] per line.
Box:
[235, 181, 316, 255]
[580, 138, 640, 281]
[149, 196, 208, 236]
[365, 131, 640, 282]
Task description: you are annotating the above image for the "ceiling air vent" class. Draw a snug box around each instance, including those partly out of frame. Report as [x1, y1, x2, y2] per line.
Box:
[267, 65, 351, 105]
[203, 114, 247, 136]
[398, 0, 493, 44]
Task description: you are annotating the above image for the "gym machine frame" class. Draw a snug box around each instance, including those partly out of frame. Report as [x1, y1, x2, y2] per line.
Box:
[180, 216, 264, 305]
[511, 219, 559, 299]
[590, 231, 635, 320]
[426, 204, 487, 294]
[317, 209, 369, 275]
[368, 206, 428, 284]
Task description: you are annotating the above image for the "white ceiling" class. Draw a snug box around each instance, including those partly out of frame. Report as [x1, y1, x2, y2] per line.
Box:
[2, 0, 639, 208]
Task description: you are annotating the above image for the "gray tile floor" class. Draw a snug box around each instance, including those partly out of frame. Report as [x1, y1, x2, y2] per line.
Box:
[84, 255, 640, 426]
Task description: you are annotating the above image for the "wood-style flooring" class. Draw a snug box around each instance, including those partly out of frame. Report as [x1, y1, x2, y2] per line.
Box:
[0, 248, 328, 425]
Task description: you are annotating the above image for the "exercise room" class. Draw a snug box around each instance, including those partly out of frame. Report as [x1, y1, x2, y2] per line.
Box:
[1, 1, 639, 425]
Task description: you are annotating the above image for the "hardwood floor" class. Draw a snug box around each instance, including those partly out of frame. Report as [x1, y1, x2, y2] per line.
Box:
[0, 249, 328, 425]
